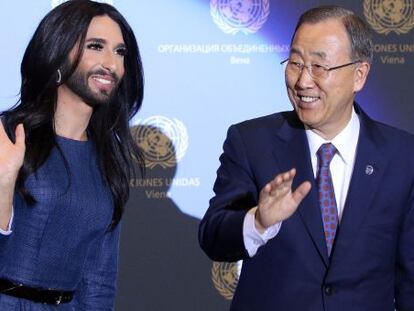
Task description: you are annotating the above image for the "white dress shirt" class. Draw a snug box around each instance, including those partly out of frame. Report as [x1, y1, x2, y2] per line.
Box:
[243, 108, 360, 257]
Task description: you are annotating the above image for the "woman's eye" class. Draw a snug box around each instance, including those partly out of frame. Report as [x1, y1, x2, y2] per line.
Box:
[86, 43, 103, 50]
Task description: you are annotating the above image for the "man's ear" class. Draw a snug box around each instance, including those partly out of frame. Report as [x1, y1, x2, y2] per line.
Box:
[353, 61, 370, 93]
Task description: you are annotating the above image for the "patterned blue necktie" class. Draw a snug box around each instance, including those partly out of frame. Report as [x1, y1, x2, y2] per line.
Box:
[316, 143, 338, 256]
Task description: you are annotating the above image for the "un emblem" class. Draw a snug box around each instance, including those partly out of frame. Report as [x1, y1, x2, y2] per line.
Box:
[132, 116, 189, 169]
[364, 0, 414, 35]
[51, 0, 113, 8]
[211, 261, 242, 300]
[210, 0, 270, 35]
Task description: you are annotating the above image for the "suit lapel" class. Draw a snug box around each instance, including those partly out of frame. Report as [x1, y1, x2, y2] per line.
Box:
[269, 107, 387, 266]
[271, 113, 329, 266]
[331, 108, 387, 263]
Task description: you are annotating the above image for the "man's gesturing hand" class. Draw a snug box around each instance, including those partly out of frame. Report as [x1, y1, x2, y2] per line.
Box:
[255, 168, 311, 233]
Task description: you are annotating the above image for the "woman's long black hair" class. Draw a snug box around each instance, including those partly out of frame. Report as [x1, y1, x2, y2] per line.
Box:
[1, 0, 144, 229]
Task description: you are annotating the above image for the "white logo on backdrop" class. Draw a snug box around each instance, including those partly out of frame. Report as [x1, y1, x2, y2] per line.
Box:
[210, 0, 270, 35]
[51, 0, 113, 8]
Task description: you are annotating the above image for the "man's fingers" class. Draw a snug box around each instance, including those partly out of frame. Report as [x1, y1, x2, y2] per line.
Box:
[270, 168, 296, 188]
[0, 121, 9, 142]
[15, 124, 26, 148]
[283, 168, 296, 187]
[292, 181, 312, 204]
[268, 168, 296, 195]
[0, 123, 25, 148]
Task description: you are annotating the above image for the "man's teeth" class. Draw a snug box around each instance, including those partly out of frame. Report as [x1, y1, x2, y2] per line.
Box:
[300, 96, 319, 103]
[93, 77, 112, 85]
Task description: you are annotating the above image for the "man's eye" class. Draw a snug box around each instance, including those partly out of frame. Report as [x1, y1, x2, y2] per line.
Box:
[116, 48, 127, 56]
[86, 43, 103, 50]
[312, 64, 324, 69]
[289, 61, 303, 68]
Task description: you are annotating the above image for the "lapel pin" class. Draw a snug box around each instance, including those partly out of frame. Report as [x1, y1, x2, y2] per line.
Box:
[365, 165, 374, 175]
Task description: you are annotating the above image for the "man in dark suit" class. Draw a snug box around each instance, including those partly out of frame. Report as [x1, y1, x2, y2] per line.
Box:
[199, 5, 414, 311]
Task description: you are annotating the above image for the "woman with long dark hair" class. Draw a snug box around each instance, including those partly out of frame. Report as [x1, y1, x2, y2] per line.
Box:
[0, 0, 144, 309]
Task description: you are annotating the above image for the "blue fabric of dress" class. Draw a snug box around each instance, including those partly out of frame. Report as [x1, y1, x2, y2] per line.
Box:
[0, 136, 119, 310]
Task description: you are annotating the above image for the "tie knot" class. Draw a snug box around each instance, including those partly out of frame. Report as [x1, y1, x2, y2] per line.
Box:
[317, 143, 337, 167]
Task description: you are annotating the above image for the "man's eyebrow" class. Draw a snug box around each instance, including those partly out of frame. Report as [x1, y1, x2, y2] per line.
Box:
[289, 47, 327, 60]
[85, 37, 126, 49]
[85, 37, 106, 44]
[310, 51, 327, 60]
[289, 47, 302, 56]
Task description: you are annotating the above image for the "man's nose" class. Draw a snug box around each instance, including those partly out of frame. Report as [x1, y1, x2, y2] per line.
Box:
[101, 50, 117, 73]
[295, 66, 315, 89]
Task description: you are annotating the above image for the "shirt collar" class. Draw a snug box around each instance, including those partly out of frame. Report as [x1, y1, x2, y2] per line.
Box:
[306, 107, 360, 164]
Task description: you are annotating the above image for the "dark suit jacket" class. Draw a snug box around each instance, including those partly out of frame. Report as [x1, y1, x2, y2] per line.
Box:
[199, 105, 414, 311]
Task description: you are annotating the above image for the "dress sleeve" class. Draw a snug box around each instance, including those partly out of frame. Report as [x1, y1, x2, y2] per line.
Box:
[72, 223, 121, 310]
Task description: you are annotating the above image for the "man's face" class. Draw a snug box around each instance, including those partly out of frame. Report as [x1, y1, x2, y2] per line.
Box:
[65, 15, 126, 107]
[285, 18, 368, 139]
